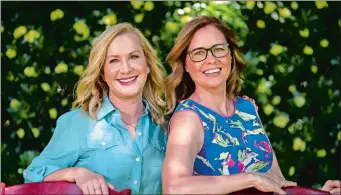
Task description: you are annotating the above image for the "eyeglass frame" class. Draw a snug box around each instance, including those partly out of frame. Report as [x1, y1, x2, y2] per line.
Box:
[186, 43, 230, 62]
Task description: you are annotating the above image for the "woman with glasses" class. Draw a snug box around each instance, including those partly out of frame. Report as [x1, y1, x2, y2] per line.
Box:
[162, 16, 298, 194]
[162, 15, 340, 195]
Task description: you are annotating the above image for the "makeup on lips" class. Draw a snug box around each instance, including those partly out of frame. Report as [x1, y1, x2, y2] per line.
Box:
[203, 68, 222, 76]
[117, 76, 138, 85]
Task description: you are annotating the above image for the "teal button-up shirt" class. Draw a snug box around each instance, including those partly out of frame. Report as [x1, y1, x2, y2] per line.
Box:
[24, 96, 167, 194]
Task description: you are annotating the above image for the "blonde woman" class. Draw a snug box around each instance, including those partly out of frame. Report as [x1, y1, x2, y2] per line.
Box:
[24, 23, 167, 194]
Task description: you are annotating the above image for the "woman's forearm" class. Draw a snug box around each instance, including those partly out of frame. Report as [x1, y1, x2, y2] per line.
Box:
[43, 167, 80, 182]
[163, 172, 256, 194]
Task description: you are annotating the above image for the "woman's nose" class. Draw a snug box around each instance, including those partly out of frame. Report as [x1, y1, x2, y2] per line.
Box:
[205, 50, 217, 64]
[120, 61, 132, 73]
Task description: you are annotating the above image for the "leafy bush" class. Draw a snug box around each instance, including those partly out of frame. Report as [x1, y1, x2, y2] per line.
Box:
[2, 1, 340, 187]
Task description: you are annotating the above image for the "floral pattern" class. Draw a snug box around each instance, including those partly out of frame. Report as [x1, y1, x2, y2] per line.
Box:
[174, 97, 273, 176]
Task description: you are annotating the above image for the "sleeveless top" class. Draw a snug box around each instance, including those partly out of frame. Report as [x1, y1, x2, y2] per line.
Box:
[173, 96, 273, 176]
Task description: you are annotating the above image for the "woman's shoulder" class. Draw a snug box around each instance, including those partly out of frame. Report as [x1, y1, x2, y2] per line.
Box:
[170, 105, 203, 130]
[57, 108, 90, 123]
[174, 99, 197, 112]
[235, 95, 259, 112]
[55, 108, 95, 132]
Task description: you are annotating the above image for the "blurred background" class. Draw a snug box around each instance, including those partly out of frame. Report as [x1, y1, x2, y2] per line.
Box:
[2, 1, 340, 188]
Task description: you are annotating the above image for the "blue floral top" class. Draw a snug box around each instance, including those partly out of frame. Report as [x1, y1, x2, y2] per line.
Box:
[173, 96, 273, 176]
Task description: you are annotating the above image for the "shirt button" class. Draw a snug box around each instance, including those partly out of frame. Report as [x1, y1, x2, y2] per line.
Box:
[136, 157, 140, 162]
[101, 142, 106, 146]
[133, 180, 138, 185]
[137, 132, 142, 136]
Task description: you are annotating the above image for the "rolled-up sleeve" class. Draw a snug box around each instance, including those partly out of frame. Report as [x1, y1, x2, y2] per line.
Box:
[24, 114, 80, 183]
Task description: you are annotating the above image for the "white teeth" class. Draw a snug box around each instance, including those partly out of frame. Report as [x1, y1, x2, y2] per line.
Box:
[204, 68, 220, 74]
[119, 77, 136, 83]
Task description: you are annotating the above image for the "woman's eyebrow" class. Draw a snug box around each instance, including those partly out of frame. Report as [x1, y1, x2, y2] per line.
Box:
[107, 50, 141, 58]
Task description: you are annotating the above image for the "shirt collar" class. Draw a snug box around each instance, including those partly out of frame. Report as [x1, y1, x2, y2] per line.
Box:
[97, 96, 151, 120]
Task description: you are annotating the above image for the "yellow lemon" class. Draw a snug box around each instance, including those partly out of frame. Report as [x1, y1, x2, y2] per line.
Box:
[166, 21, 178, 33]
[256, 20, 266, 29]
[263, 104, 274, 116]
[17, 128, 25, 139]
[270, 44, 284, 56]
[50, 9, 64, 21]
[44, 67, 51, 74]
[144, 1, 154, 11]
[13, 26, 27, 39]
[73, 65, 84, 76]
[288, 84, 296, 93]
[24, 30, 40, 43]
[49, 108, 58, 119]
[320, 39, 329, 48]
[256, 69, 263, 75]
[41, 83, 51, 92]
[258, 55, 267, 63]
[134, 13, 144, 23]
[311, 65, 318, 74]
[102, 14, 117, 26]
[61, 98, 68, 106]
[272, 96, 281, 105]
[10, 99, 21, 110]
[246, 0, 255, 10]
[131, 1, 143, 9]
[73, 20, 88, 34]
[31, 128, 40, 138]
[264, 2, 277, 14]
[59, 46, 65, 53]
[181, 15, 192, 24]
[24, 66, 38, 77]
[303, 46, 313, 55]
[293, 137, 306, 151]
[273, 113, 289, 128]
[55, 63, 68, 74]
[183, 7, 191, 13]
[293, 95, 306, 108]
[288, 166, 295, 176]
[291, 2, 299, 10]
[6, 48, 17, 59]
[316, 149, 326, 158]
[315, 1, 328, 9]
[299, 28, 310, 38]
[279, 8, 291, 18]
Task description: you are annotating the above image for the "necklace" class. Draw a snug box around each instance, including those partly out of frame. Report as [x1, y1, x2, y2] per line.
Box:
[121, 104, 144, 128]
[122, 118, 137, 128]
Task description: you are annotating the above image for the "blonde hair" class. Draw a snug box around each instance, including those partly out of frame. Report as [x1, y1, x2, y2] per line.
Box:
[165, 16, 247, 114]
[73, 23, 167, 130]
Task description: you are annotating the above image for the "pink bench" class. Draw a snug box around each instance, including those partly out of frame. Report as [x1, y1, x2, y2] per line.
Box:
[1, 181, 330, 194]
[1, 181, 131, 195]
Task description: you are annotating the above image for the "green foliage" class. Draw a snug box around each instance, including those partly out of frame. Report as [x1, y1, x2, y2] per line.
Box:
[2, 1, 340, 187]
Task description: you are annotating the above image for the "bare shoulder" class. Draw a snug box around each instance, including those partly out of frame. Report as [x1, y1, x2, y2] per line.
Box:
[168, 110, 204, 149]
[169, 110, 202, 133]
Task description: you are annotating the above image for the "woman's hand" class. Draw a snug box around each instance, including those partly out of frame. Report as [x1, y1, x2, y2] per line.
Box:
[249, 172, 294, 194]
[265, 171, 297, 188]
[321, 180, 341, 194]
[73, 167, 115, 195]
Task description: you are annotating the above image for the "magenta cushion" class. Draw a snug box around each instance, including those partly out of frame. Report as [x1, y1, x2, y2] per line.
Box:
[4, 181, 131, 195]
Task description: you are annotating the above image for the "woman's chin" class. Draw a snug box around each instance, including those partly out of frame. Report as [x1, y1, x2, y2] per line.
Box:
[202, 80, 226, 89]
[117, 88, 143, 98]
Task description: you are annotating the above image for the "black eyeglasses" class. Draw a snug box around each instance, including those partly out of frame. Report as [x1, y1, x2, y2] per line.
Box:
[187, 43, 230, 62]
